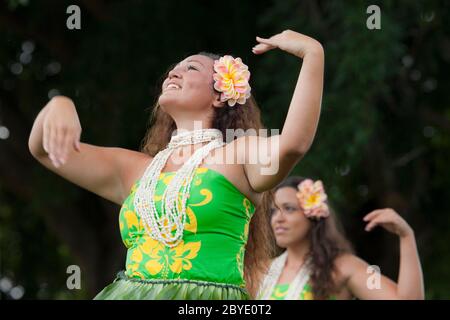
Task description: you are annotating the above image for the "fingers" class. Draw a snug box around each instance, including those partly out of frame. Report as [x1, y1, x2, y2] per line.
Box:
[364, 209, 390, 231]
[47, 126, 70, 168]
[256, 36, 274, 45]
[58, 128, 80, 165]
[365, 216, 386, 231]
[48, 126, 59, 167]
[253, 36, 277, 55]
[45, 119, 81, 167]
[363, 209, 384, 222]
[59, 132, 72, 164]
[54, 127, 66, 163]
[363, 208, 408, 236]
[365, 212, 395, 232]
[252, 44, 270, 54]
[365, 219, 379, 232]
[43, 121, 50, 153]
[252, 43, 276, 54]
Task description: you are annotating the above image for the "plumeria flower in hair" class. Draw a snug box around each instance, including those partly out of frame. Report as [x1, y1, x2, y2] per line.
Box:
[296, 179, 330, 220]
[213, 55, 251, 107]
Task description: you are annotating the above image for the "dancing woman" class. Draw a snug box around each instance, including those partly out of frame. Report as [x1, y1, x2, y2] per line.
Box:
[28, 30, 325, 299]
[257, 176, 425, 300]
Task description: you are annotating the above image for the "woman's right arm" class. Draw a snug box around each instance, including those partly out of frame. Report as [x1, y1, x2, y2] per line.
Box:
[337, 209, 425, 299]
[28, 96, 151, 205]
[363, 208, 425, 299]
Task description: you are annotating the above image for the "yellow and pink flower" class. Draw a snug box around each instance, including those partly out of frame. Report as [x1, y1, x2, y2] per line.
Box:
[296, 179, 330, 220]
[213, 55, 251, 107]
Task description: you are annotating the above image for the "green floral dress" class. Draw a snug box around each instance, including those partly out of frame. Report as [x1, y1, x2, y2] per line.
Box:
[94, 167, 255, 300]
[270, 283, 315, 300]
[269, 283, 336, 300]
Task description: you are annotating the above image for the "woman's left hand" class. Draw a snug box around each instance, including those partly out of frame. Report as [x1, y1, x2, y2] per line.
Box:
[252, 29, 323, 59]
[363, 208, 414, 238]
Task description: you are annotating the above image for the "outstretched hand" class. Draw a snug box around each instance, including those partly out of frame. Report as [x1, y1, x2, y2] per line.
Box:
[43, 96, 82, 167]
[252, 29, 323, 59]
[363, 208, 414, 238]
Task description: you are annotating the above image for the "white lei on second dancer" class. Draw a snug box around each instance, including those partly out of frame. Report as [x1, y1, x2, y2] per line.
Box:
[257, 251, 312, 300]
[133, 128, 225, 248]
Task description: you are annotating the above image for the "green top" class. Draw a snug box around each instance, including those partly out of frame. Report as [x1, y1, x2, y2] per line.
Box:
[269, 283, 336, 300]
[270, 283, 314, 300]
[118, 167, 255, 288]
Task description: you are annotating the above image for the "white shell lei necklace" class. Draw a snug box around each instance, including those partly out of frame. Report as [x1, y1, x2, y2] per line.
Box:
[257, 251, 312, 300]
[133, 128, 225, 248]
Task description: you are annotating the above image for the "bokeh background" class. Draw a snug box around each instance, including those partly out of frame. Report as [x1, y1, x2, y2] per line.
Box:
[0, 0, 449, 299]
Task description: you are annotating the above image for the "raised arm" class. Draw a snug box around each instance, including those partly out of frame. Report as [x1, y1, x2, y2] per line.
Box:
[241, 30, 324, 192]
[339, 209, 424, 299]
[28, 96, 151, 205]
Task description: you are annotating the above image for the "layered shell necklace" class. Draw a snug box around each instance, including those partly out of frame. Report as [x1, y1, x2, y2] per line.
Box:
[133, 128, 225, 247]
[257, 251, 312, 300]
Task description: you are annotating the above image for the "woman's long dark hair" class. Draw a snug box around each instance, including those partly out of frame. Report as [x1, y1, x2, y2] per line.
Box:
[139, 52, 277, 297]
[273, 176, 354, 299]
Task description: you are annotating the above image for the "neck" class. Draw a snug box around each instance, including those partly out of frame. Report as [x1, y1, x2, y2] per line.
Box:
[171, 114, 213, 132]
[285, 239, 310, 269]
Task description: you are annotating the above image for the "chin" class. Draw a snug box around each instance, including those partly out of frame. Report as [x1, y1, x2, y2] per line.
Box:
[158, 94, 175, 108]
[275, 237, 289, 249]
[159, 95, 197, 112]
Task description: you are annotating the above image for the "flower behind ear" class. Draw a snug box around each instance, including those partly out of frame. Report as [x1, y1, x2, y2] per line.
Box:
[296, 179, 330, 220]
[213, 55, 251, 107]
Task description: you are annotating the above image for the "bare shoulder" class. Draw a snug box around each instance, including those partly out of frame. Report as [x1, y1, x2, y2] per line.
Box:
[334, 253, 369, 281]
[204, 139, 263, 206]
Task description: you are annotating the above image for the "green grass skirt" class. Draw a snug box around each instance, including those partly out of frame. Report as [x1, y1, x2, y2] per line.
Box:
[94, 271, 250, 300]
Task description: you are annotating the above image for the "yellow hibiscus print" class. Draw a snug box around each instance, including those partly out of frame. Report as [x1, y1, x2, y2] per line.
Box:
[130, 247, 143, 263]
[170, 241, 201, 273]
[140, 237, 201, 278]
[124, 210, 139, 230]
[127, 247, 146, 279]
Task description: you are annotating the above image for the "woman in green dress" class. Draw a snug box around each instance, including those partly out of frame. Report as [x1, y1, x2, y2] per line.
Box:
[257, 176, 425, 300]
[94, 166, 261, 299]
[28, 30, 326, 299]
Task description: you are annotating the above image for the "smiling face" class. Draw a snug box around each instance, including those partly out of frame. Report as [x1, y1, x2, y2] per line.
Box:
[270, 187, 313, 248]
[158, 54, 224, 116]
